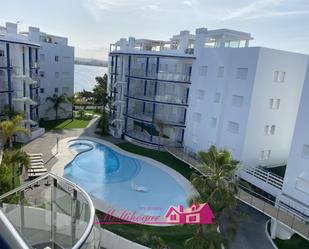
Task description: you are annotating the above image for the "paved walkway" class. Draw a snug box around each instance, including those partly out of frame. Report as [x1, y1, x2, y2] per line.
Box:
[221, 203, 275, 249]
[23, 117, 122, 171]
[165, 146, 309, 240]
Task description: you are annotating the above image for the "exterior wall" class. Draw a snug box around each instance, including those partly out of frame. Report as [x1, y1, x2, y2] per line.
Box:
[281, 64, 309, 212]
[25, 27, 74, 120]
[184, 47, 259, 159]
[185, 47, 308, 169]
[242, 48, 308, 168]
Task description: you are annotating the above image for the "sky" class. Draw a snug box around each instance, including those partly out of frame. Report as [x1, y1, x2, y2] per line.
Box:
[1, 0, 309, 60]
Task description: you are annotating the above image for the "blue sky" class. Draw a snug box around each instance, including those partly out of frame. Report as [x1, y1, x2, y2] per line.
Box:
[1, 0, 309, 60]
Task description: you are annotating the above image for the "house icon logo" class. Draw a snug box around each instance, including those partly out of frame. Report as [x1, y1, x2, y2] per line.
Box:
[164, 203, 215, 224]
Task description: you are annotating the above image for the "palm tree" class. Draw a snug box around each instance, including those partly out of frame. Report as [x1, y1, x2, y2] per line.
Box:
[46, 94, 68, 120]
[2, 149, 30, 189]
[137, 231, 166, 249]
[185, 145, 239, 249]
[66, 94, 76, 120]
[0, 115, 30, 149]
[153, 118, 172, 151]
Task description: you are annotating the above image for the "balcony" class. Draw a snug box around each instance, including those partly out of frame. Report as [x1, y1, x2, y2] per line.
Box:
[128, 69, 191, 83]
[0, 173, 101, 249]
[125, 93, 188, 106]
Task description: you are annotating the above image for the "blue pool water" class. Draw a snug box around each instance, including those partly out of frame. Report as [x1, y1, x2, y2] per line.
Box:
[64, 139, 193, 217]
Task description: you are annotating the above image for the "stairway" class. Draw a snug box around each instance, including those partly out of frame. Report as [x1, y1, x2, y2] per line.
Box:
[28, 153, 47, 178]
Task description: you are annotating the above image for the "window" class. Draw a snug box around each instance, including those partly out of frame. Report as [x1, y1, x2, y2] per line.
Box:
[192, 135, 198, 143]
[0, 50, 4, 56]
[199, 66, 208, 76]
[217, 66, 224, 78]
[228, 121, 239, 134]
[231, 95, 244, 107]
[197, 90, 205, 100]
[265, 125, 276, 136]
[39, 71, 45, 77]
[211, 117, 217, 128]
[39, 54, 45, 62]
[302, 144, 309, 158]
[55, 56, 59, 62]
[40, 88, 44, 93]
[54, 88, 58, 93]
[193, 112, 202, 123]
[269, 99, 281, 110]
[274, 71, 286, 82]
[260, 150, 271, 160]
[55, 72, 60, 78]
[174, 64, 178, 73]
[0, 70, 4, 76]
[214, 92, 221, 103]
[236, 68, 248, 80]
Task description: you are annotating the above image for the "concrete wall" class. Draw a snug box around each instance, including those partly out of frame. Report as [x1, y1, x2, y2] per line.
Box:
[281, 63, 309, 212]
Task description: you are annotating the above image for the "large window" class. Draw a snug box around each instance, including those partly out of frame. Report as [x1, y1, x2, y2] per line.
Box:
[193, 112, 202, 123]
[236, 68, 248, 80]
[231, 95, 244, 107]
[214, 92, 221, 103]
[274, 71, 286, 82]
[211, 117, 217, 128]
[197, 89, 205, 100]
[302, 144, 309, 158]
[265, 125, 276, 136]
[228, 121, 239, 134]
[199, 66, 208, 76]
[260, 150, 271, 160]
[269, 99, 281, 110]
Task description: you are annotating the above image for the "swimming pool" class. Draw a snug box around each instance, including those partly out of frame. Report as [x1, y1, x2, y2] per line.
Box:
[64, 139, 195, 218]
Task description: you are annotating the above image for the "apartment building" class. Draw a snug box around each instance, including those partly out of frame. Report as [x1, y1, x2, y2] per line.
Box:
[279, 64, 309, 215]
[108, 28, 309, 169]
[0, 22, 44, 141]
[21, 27, 74, 120]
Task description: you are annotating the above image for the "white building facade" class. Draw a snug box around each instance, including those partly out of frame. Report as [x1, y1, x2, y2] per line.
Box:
[108, 28, 308, 169]
[0, 22, 44, 141]
[280, 64, 309, 215]
[21, 27, 74, 120]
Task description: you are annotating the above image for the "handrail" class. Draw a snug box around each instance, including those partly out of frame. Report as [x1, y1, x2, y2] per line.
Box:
[0, 172, 96, 249]
[0, 210, 30, 249]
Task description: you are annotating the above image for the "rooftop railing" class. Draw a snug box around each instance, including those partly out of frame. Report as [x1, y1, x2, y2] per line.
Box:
[0, 172, 100, 249]
[129, 69, 191, 83]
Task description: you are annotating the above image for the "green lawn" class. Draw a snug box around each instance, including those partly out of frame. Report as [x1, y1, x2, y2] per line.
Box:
[116, 142, 194, 180]
[39, 118, 91, 130]
[97, 210, 196, 249]
[274, 235, 309, 249]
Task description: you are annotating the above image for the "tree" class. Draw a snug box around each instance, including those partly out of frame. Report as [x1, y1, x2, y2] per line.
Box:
[185, 145, 239, 249]
[0, 115, 30, 149]
[0, 105, 24, 119]
[66, 94, 76, 120]
[153, 119, 167, 151]
[46, 94, 68, 120]
[137, 231, 166, 249]
[93, 74, 108, 111]
[2, 149, 30, 189]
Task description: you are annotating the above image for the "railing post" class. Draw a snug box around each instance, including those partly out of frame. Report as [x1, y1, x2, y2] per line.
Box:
[51, 178, 57, 248]
[19, 190, 25, 235]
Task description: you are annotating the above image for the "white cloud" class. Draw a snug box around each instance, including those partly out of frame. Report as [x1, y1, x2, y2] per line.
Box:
[221, 0, 309, 20]
[183, 0, 199, 6]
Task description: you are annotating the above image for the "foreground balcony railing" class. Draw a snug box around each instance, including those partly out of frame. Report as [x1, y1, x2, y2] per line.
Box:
[0, 173, 100, 249]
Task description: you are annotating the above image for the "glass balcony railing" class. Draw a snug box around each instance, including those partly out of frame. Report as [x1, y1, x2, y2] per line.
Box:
[0, 173, 100, 249]
[129, 69, 191, 82]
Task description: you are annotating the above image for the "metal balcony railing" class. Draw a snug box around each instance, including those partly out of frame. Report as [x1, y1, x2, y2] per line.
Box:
[0, 172, 101, 249]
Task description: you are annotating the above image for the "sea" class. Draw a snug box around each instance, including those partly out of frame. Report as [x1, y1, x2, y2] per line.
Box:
[74, 64, 108, 93]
